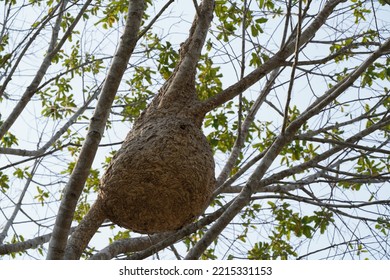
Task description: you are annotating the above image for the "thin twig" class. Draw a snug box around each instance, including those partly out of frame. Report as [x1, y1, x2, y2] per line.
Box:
[138, 0, 175, 39]
[170, 245, 182, 260]
[0, 159, 41, 244]
[0, 83, 102, 157]
[127, 200, 233, 260]
[282, 0, 303, 133]
[0, 0, 92, 139]
[215, 68, 280, 188]
[192, 0, 201, 16]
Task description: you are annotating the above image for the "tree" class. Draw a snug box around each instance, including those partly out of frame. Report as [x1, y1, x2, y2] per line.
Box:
[0, 0, 389, 260]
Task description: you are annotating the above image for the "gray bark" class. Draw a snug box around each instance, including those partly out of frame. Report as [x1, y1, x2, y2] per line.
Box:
[46, 0, 145, 260]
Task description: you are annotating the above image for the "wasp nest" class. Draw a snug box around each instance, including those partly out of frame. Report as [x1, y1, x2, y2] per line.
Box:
[98, 115, 215, 233]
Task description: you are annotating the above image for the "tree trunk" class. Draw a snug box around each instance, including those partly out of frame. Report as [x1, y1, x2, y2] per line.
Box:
[64, 0, 216, 259]
[48, 0, 146, 260]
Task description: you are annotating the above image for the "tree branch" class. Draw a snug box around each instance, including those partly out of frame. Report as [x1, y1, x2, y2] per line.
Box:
[0, 226, 77, 255]
[0, 1, 63, 100]
[185, 24, 390, 260]
[0, 0, 91, 139]
[192, 0, 201, 16]
[0, 84, 101, 157]
[89, 232, 172, 260]
[63, 199, 106, 259]
[89, 200, 232, 260]
[216, 68, 281, 186]
[282, 0, 304, 133]
[295, 135, 390, 155]
[161, 0, 215, 106]
[127, 200, 232, 260]
[257, 116, 390, 192]
[137, 0, 175, 39]
[0, 159, 41, 244]
[46, 0, 145, 260]
[199, 0, 347, 114]
[0, 233, 51, 256]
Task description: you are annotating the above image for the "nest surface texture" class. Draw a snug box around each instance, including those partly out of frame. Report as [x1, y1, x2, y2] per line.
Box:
[98, 115, 215, 233]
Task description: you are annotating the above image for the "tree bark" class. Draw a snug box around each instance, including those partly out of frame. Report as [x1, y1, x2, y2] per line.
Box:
[64, 199, 106, 260]
[47, 0, 145, 260]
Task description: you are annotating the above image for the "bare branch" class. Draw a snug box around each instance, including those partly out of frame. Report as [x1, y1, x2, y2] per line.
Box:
[89, 232, 172, 260]
[199, 0, 347, 114]
[0, 226, 77, 255]
[63, 200, 106, 259]
[295, 135, 390, 155]
[0, 0, 91, 139]
[282, 0, 304, 133]
[284, 38, 390, 135]
[0, 159, 40, 244]
[46, 0, 145, 260]
[127, 200, 232, 260]
[257, 116, 390, 192]
[0, 1, 63, 99]
[185, 31, 390, 260]
[137, 0, 175, 39]
[216, 68, 281, 186]
[192, 0, 201, 17]
[0, 84, 101, 157]
[0, 233, 51, 256]
[297, 238, 365, 259]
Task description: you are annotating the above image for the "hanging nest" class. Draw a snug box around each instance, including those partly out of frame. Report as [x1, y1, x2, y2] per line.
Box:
[98, 115, 215, 233]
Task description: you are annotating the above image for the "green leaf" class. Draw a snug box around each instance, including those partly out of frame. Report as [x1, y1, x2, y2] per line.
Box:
[1, 132, 18, 148]
[0, 172, 10, 192]
[34, 186, 50, 206]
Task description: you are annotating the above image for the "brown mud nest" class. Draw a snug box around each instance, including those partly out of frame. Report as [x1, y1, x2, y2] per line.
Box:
[96, 11, 216, 233]
[98, 112, 215, 233]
